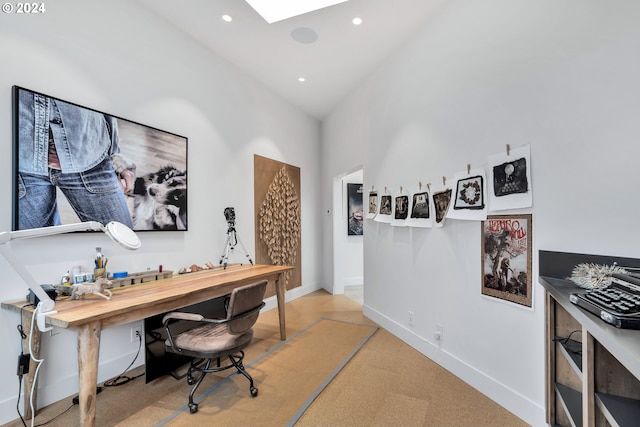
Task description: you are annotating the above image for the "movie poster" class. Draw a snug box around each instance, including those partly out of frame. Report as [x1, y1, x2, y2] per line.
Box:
[481, 214, 532, 308]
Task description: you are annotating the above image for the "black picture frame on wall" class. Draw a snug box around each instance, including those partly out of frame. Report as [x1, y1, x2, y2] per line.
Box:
[12, 86, 188, 232]
[347, 183, 363, 236]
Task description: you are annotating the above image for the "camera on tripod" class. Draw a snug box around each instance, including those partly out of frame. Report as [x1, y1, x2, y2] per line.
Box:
[219, 207, 253, 269]
[224, 207, 236, 226]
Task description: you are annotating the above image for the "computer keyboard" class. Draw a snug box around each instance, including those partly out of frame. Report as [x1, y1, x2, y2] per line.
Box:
[569, 273, 640, 329]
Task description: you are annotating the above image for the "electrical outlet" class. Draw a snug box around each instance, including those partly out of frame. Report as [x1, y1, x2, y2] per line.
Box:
[130, 325, 142, 342]
[434, 324, 444, 341]
[409, 311, 414, 326]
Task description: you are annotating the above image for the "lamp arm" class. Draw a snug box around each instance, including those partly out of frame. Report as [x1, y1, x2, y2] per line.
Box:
[0, 222, 103, 315]
[0, 220, 139, 332]
[0, 221, 104, 243]
[0, 242, 56, 313]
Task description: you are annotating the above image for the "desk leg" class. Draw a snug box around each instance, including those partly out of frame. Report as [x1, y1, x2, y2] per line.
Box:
[275, 274, 286, 340]
[21, 309, 41, 420]
[77, 320, 101, 427]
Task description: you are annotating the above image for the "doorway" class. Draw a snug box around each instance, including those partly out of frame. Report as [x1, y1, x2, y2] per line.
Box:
[332, 168, 364, 305]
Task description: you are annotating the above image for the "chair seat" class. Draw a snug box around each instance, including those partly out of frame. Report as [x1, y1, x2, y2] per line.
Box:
[162, 280, 267, 413]
[166, 323, 254, 357]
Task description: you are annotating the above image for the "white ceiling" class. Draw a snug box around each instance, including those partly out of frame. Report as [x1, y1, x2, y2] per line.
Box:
[135, 0, 448, 119]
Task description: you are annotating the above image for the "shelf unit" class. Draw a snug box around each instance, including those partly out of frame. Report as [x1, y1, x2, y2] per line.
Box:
[540, 251, 640, 427]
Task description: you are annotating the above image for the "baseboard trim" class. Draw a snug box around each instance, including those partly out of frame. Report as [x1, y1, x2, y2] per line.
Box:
[362, 304, 545, 427]
[263, 281, 323, 312]
[343, 276, 363, 287]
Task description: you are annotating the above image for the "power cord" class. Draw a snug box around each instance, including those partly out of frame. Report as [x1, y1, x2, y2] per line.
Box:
[30, 403, 75, 427]
[16, 304, 73, 427]
[553, 329, 582, 358]
[15, 303, 32, 427]
[14, 317, 146, 425]
[103, 329, 145, 387]
[28, 305, 46, 427]
[16, 376, 27, 427]
[24, 331, 144, 426]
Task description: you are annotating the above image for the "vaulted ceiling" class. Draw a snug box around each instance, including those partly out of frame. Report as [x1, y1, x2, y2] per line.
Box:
[135, 0, 448, 119]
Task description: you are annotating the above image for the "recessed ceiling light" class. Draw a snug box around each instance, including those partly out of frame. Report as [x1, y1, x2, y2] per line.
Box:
[222, 14, 233, 22]
[298, 77, 306, 82]
[352, 17, 362, 25]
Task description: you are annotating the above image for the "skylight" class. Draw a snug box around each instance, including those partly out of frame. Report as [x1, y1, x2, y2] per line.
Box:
[244, 0, 350, 24]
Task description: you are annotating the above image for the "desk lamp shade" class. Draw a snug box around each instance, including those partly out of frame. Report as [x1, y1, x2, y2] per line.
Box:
[104, 221, 141, 250]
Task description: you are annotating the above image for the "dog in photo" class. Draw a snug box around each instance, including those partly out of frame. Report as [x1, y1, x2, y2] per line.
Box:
[130, 165, 187, 230]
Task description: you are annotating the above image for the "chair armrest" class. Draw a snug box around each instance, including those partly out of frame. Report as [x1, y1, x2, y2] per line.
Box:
[163, 312, 210, 352]
[162, 312, 204, 324]
[163, 302, 266, 352]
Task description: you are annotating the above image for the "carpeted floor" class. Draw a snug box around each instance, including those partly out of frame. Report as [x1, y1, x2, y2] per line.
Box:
[146, 318, 377, 426]
[4, 289, 529, 427]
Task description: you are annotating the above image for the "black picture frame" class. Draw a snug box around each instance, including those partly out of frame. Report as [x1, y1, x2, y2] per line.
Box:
[12, 86, 188, 231]
[492, 157, 528, 197]
[368, 191, 377, 215]
[410, 191, 430, 219]
[454, 175, 484, 210]
[394, 195, 409, 220]
[347, 183, 363, 235]
[379, 195, 392, 215]
[433, 189, 451, 223]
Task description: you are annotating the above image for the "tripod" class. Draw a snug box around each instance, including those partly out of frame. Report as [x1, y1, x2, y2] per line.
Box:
[219, 221, 254, 269]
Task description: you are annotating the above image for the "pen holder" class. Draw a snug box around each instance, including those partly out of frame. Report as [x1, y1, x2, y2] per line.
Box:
[94, 268, 106, 280]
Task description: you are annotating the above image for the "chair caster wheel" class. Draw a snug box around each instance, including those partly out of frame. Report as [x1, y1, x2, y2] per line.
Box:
[250, 387, 258, 397]
[189, 403, 198, 413]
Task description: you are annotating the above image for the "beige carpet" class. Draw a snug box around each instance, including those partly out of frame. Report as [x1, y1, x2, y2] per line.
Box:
[123, 318, 377, 426]
[3, 291, 529, 427]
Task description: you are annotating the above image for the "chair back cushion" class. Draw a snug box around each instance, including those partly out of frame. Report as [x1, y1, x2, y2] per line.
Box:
[226, 280, 267, 334]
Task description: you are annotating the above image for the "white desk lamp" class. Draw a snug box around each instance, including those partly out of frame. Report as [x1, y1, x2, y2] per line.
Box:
[0, 221, 141, 331]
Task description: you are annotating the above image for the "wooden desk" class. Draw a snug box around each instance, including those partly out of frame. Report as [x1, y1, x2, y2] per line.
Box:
[2, 264, 292, 427]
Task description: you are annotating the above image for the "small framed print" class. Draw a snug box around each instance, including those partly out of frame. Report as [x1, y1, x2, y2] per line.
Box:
[481, 214, 532, 308]
[493, 157, 528, 197]
[379, 195, 392, 215]
[394, 195, 409, 220]
[433, 189, 452, 224]
[410, 192, 430, 219]
[368, 191, 378, 217]
[454, 175, 484, 210]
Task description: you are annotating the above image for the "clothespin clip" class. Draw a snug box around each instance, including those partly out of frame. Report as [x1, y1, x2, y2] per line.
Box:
[442, 176, 446, 186]
[506, 144, 511, 156]
[427, 183, 431, 192]
[384, 186, 388, 194]
[467, 164, 471, 174]
[400, 186, 403, 194]
[419, 181, 422, 190]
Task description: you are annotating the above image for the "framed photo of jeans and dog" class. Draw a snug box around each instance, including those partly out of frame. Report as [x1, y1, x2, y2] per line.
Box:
[12, 86, 188, 232]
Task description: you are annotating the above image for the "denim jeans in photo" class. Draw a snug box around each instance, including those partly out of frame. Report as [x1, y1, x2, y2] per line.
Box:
[18, 157, 133, 229]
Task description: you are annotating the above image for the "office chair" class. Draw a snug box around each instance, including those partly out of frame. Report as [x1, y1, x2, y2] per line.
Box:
[163, 280, 267, 413]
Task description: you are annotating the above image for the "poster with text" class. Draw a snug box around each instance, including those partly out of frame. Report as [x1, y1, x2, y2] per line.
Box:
[481, 214, 532, 308]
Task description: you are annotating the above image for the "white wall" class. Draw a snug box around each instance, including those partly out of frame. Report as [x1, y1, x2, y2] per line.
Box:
[322, 0, 640, 425]
[0, 0, 322, 423]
